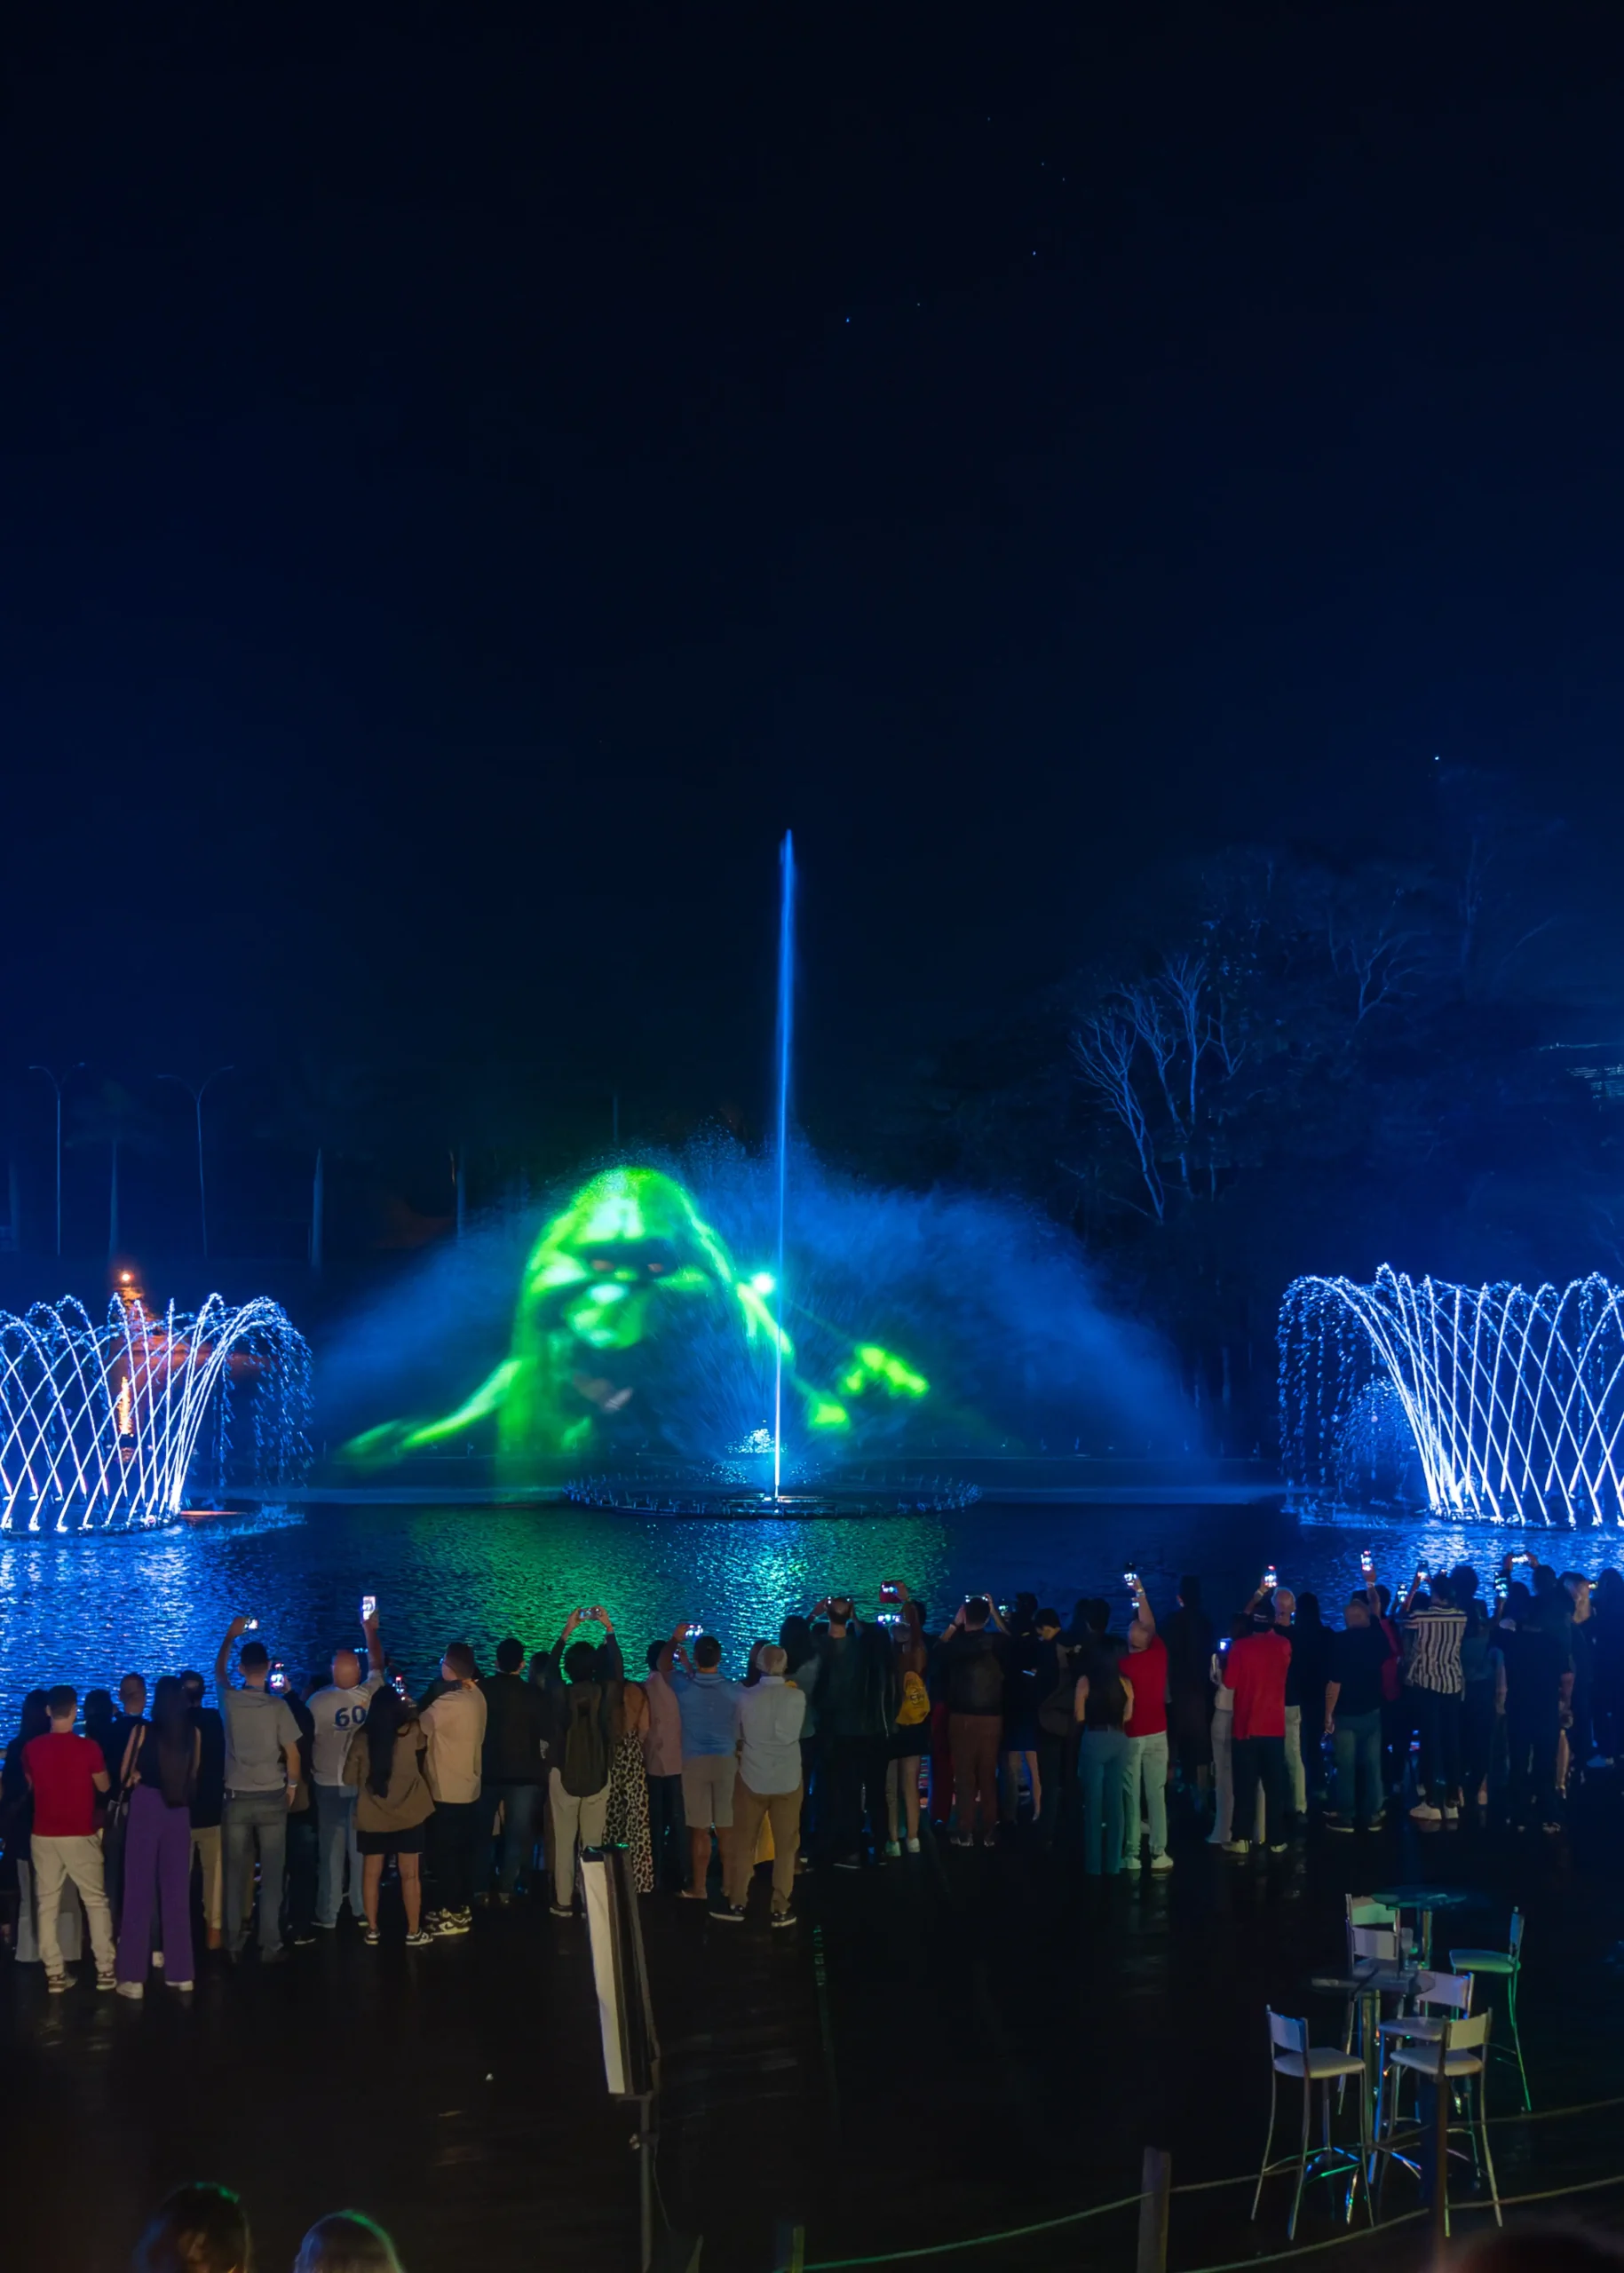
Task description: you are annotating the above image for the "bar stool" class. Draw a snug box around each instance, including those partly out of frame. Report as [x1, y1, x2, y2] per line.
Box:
[1253, 2008, 1372, 2239]
[1376, 2013, 1501, 2236]
[1449, 1909, 1530, 2110]
[1373, 1971, 1474, 2150]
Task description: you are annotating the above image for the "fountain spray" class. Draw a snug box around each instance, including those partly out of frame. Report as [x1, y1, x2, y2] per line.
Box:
[773, 830, 796, 1500]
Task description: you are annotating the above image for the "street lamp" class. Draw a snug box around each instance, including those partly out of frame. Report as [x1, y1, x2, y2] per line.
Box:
[28, 1062, 83, 1259]
[158, 1067, 233, 1260]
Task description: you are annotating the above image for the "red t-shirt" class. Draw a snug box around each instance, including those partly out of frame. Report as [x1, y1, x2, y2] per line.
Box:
[23, 1731, 105, 1837]
[1122, 1635, 1168, 1736]
[1224, 1629, 1292, 1740]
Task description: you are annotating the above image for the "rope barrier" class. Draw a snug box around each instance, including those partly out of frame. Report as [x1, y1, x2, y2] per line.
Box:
[1177, 2210, 1426, 2273]
[798, 2192, 1146, 2268]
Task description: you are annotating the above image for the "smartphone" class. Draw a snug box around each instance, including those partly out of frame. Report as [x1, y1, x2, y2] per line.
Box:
[1124, 1568, 1139, 1590]
[1359, 1550, 1375, 1576]
[360, 1594, 377, 1623]
[1263, 1565, 1279, 1592]
[878, 1580, 901, 1603]
[876, 1609, 903, 1628]
[1218, 1636, 1231, 1655]
[268, 1663, 289, 1694]
[244, 1617, 259, 1631]
[684, 1620, 703, 1638]
[1416, 1565, 1430, 1584]
[391, 1672, 408, 1699]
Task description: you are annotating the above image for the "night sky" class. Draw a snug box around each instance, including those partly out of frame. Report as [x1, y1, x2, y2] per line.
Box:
[6, 1, 1624, 1151]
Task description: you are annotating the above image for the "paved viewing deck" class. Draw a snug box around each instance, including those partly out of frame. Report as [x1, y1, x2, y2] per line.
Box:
[5, 1786, 1622, 2271]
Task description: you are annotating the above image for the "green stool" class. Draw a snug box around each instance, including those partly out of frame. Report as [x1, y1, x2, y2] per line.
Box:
[1449, 1908, 1529, 2110]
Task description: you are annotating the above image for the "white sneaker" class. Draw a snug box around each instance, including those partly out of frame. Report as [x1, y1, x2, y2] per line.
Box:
[906, 1836, 920, 1853]
[116, 1981, 145, 2000]
[1409, 1802, 1443, 1822]
[169, 1979, 194, 1992]
[45, 1972, 68, 1995]
[1150, 1851, 1175, 1873]
[883, 1840, 900, 1857]
[1122, 1851, 1143, 1873]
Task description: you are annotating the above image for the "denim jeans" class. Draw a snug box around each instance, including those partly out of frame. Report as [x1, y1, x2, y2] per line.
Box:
[313, 1783, 364, 1924]
[1076, 1726, 1128, 1874]
[1121, 1729, 1168, 1860]
[224, 1790, 289, 1954]
[1331, 1707, 1382, 1825]
[471, 1779, 543, 1897]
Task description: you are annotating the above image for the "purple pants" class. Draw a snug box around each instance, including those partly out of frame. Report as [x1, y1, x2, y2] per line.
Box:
[116, 1786, 194, 1985]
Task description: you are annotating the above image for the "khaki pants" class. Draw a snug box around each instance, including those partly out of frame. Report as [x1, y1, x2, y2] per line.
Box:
[33, 1833, 116, 1975]
[548, 1768, 608, 1907]
[724, 1778, 802, 1913]
[191, 1825, 223, 1930]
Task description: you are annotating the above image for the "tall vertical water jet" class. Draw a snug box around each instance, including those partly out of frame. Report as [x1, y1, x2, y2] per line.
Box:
[772, 830, 796, 1499]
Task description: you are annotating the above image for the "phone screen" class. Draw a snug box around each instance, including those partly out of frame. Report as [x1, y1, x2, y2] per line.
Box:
[244, 1617, 259, 1631]
[360, 1594, 377, 1622]
[878, 1581, 900, 1603]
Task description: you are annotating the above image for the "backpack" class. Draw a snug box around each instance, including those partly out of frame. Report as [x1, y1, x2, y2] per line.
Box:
[560, 1683, 611, 1796]
[1037, 1648, 1078, 1738]
[895, 1670, 930, 1729]
[948, 1638, 1005, 1715]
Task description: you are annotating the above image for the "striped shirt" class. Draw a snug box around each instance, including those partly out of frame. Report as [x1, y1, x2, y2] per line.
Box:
[1402, 1606, 1467, 1697]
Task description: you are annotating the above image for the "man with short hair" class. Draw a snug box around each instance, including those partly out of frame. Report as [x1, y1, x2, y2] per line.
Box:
[179, 1669, 227, 1949]
[102, 1669, 148, 1922]
[1120, 1580, 1172, 1873]
[1323, 1594, 1390, 1832]
[476, 1635, 548, 1902]
[215, 1618, 303, 1963]
[305, 1606, 384, 1929]
[719, 1645, 806, 1925]
[542, 1608, 622, 1914]
[1222, 1612, 1292, 1857]
[934, 1596, 1008, 1849]
[24, 1685, 116, 1991]
[420, 1640, 487, 1934]
[670, 1624, 740, 1899]
[1273, 1588, 1310, 1826]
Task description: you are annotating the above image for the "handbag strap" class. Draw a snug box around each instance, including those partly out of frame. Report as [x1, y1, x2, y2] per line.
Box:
[119, 1723, 144, 1793]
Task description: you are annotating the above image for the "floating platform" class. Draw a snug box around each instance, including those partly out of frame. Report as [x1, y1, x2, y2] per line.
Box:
[562, 1473, 982, 1518]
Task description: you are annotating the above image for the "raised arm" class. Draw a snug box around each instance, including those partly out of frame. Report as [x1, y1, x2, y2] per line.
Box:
[363, 1606, 384, 1677]
[1132, 1578, 1156, 1637]
[216, 1614, 250, 1692]
[669, 1619, 695, 1678]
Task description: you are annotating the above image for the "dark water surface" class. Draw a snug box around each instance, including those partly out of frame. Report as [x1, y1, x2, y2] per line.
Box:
[6, 1498, 1617, 1708]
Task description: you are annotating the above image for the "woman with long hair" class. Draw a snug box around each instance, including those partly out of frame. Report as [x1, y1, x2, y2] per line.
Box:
[883, 1592, 930, 1856]
[132, 2180, 254, 2273]
[292, 2211, 403, 2273]
[605, 1679, 654, 1891]
[83, 1688, 117, 1788]
[344, 1683, 433, 1944]
[780, 1613, 821, 1863]
[115, 1675, 202, 1996]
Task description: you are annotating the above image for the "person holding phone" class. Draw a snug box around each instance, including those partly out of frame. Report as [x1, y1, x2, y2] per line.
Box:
[305, 1598, 386, 1933]
[1400, 1564, 1466, 1823]
[214, 1618, 303, 1963]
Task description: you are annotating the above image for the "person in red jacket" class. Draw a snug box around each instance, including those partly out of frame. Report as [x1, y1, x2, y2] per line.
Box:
[1222, 1611, 1292, 1856]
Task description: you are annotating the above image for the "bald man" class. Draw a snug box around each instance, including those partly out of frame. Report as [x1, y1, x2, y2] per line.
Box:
[306, 1606, 384, 1930]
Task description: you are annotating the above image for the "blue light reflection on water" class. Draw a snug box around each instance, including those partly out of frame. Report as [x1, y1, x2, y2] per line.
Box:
[3, 1502, 1620, 1715]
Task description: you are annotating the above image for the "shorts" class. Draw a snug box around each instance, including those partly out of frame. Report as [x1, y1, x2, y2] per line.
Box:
[357, 1825, 426, 1856]
[681, 1756, 735, 1829]
[889, 1723, 929, 1760]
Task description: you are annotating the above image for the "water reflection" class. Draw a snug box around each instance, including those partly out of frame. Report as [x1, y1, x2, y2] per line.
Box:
[2, 1501, 1620, 1714]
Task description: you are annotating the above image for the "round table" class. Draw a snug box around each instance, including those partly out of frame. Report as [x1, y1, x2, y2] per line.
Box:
[1369, 1885, 1488, 1967]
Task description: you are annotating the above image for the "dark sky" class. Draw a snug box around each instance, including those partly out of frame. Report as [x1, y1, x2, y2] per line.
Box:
[6, 0, 1624, 1139]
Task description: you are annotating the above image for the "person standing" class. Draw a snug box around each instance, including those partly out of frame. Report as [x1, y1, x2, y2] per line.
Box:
[1223, 1609, 1292, 1857]
[1073, 1643, 1132, 1876]
[605, 1679, 654, 1892]
[115, 1675, 201, 1997]
[1402, 1569, 1467, 1821]
[1120, 1580, 1172, 1873]
[345, 1682, 433, 1945]
[669, 1622, 741, 1898]
[419, 1641, 487, 1936]
[542, 1608, 623, 1914]
[1272, 1588, 1310, 1826]
[475, 1636, 548, 1903]
[883, 1589, 931, 1857]
[815, 1597, 894, 1868]
[305, 1607, 384, 1930]
[215, 1618, 302, 1964]
[179, 1670, 226, 1950]
[22, 1686, 116, 1991]
[641, 1640, 687, 1892]
[1322, 1593, 1390, 1832]
[933, 1597, 1008, 1849]
[1161, 1577, 1216, 1808]
[719, 1644, 807, 1924]
[1032, 1610, 1078, 1852]
[102, 1669, 147, 1925]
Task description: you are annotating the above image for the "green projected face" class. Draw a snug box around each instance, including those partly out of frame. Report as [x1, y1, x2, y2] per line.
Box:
[341, 1165, 930, 1473]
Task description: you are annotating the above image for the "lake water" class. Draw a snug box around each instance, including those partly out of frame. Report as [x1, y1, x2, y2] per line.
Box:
[3, 1498, 1617, 1713]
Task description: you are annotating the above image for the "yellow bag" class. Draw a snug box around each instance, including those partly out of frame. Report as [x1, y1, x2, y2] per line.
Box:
[895, 1669, 931, 1729]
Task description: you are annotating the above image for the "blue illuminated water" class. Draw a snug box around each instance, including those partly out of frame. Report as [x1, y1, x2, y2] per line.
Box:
[4, 1501, 1620, 1717]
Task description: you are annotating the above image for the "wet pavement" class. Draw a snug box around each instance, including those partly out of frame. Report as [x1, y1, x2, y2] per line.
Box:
[6, 1781, 1624, 2273]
